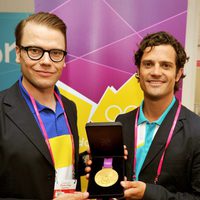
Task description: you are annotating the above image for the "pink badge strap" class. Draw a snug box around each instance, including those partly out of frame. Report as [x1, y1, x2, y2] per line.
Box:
[154, 100, 181, 184]
[133, 108, 139, 181]
[29, 91, 75, 172]
[133, 100, 181, 183]
[54, 92, 75, 168]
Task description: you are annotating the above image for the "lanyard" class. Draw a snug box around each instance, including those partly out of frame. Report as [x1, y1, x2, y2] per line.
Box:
[29, 91, 75, 171]
[133, 100, 181, 183]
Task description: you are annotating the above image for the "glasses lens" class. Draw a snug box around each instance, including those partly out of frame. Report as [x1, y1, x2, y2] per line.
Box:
[28, 47, 43, 59]
[50, 49, 65, 62]
[27, 47, 43, 60]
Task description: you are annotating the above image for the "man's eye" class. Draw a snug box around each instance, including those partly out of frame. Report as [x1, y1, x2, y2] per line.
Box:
[143, 62, 152, 67]
[161, 63, 171, 69]
[51, 50, 62, 55]
[29, 48, 41, 54]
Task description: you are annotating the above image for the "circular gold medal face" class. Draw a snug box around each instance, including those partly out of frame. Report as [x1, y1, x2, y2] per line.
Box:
[94, 168, 118, 187]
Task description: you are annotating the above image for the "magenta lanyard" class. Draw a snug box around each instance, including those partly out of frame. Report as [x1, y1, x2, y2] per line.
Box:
[133, 100, 181, 183]
[29, 91, 75, 169]
[54, 91, 75, 168]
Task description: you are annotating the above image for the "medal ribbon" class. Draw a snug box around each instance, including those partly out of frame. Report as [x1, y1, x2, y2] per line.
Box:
[29, 91, 75, 174]
[133, 100, 181, 183]
[103, 158, 113, 168]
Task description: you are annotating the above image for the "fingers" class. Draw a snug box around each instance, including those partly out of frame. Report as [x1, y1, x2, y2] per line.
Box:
[120, 181, 146, 199]
[120, 181, 137, 199]
[87, 159, 92, 166]
[85, 167, 91, 179]
[85, 159, 92, 172]
[53, 192, 89, 200]
[87, 148, 91, 154]
[124, 145, 128, 160]
[121, 180, 136, 189]
[85, 159, 92, 179]
[74, 191, 89, 199]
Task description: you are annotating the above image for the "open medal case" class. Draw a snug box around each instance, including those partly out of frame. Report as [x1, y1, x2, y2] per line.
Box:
[85, 122, 124, 199]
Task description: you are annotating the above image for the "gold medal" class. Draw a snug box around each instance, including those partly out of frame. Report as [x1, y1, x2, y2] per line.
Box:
[94, 168, 118, 187]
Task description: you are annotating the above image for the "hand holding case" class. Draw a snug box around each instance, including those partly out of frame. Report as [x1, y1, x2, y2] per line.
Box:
[85, 122, 124, 199]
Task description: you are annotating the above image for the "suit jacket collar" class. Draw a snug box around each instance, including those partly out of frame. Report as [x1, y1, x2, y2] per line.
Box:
[140, 99, 185, 173]
[3, 82, 54, 167]
[61, 96, 77, 140]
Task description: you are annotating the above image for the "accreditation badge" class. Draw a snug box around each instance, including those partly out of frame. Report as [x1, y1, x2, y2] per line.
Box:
[54, 179, 77, 198]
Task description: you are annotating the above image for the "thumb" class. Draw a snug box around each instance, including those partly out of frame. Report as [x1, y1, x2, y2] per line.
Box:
[121, 180, 133, 189]
[76, 192, 89, 199]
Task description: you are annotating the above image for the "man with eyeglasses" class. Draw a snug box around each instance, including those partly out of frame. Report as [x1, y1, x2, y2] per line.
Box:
[0, 12, 89, 200]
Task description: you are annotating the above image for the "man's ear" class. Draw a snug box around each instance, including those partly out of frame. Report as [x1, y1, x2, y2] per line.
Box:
[135, 71, 140, 79]
[15, 46, 20, 64]
[175, 68, 184, 82]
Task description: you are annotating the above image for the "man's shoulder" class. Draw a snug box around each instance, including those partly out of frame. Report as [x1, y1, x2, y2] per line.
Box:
[60, 95, 77, 114]
[116, 108, 137, 122]
[0, 84, 16, 99]
[61, 95, 76, 107]
[181, 104, 200, 119]
[0, 82, 19, 105]
[180, 105, 200, 135]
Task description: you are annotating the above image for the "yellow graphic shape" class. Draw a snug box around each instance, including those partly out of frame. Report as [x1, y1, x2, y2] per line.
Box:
[57, 75, 144, 192]
[49, 135, 72, 169]
[58, 83, 93, 153]
[91, 75, 143, 122]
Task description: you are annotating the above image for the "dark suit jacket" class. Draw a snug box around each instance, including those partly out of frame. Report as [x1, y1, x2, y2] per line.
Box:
[116, 100, 200, 199]
[0, 82, 83, 200]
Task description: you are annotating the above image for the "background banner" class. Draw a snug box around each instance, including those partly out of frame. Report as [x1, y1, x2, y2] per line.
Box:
[0, 0, 188, 191]
[0, 13, 31, 91]
[34, 0, 188, 153]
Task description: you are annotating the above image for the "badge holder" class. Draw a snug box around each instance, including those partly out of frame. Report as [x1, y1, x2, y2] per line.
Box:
[85, 122, 124, 199]
[53, 179, 77, 198]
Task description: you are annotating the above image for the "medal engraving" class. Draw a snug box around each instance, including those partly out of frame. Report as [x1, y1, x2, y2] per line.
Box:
[94, 168, 118, 187]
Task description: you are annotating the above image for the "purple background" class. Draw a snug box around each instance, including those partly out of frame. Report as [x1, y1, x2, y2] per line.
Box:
[35, 0, 188, 103]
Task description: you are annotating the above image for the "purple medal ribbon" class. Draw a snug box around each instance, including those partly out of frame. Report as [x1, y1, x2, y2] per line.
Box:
[103, 158, 113, 168]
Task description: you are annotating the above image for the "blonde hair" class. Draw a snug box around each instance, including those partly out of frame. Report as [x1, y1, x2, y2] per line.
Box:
[15, 12, 67, 48]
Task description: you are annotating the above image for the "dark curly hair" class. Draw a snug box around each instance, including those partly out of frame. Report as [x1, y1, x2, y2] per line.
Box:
[134, 31, 189, 92]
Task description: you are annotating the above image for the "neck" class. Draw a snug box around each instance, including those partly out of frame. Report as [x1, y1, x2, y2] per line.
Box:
[22, 80, 56, 111]
[143, 96, 174, 122]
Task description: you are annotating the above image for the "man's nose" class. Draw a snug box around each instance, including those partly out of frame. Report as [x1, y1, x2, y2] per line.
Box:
[40, 52, 51, 63]
[151, 64, 162, 75]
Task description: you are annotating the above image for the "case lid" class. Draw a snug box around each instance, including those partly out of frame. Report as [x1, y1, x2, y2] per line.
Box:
[86, 122, 123, 157]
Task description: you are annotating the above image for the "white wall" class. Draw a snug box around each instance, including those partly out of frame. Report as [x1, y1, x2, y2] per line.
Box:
[0, 0, 34, 12]
[195, 18, 200, 115]
[181, 0, 200, 113]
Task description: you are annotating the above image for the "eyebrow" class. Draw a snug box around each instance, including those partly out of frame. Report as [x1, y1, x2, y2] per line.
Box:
[142, 60, 174, 65]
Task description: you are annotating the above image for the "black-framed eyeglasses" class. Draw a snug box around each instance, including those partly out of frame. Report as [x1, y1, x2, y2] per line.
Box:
[20, 46, 67, 62]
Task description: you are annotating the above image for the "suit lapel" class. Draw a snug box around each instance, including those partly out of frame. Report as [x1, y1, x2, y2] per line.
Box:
[61, 96, 79, 160]
[140, 100, 184, 172]
[61, 97, 76, 136]
[3, 83, 54, 166]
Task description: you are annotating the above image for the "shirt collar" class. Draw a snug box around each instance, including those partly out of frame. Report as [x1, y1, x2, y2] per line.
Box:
[18, 76, 63, 115]
[138, 97, 176, 125]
